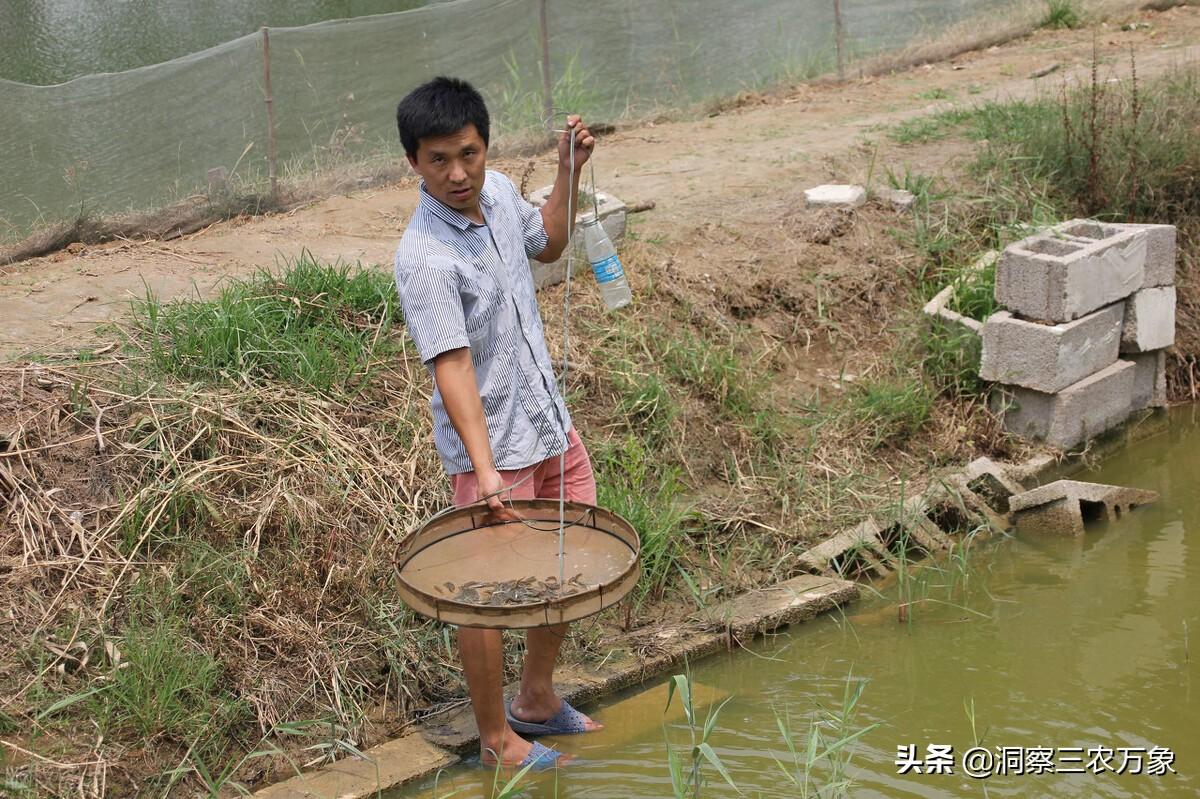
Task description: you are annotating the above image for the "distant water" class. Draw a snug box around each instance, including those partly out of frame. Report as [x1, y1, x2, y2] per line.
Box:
[0, 0, 436, 85]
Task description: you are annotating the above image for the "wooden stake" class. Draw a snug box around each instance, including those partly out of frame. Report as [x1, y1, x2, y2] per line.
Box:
[834, 0, 846, 82]
[261, 26, 278, 198]
[538, 0, 554, 128]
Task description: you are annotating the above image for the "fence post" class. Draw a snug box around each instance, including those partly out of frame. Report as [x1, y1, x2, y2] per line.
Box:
[538, 0, 554, 127]
[261, 26, 279, 198]
[834, 0, 845, 82]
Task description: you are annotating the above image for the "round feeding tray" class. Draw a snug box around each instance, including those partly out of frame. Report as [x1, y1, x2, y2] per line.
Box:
[396, 499, 641, 629]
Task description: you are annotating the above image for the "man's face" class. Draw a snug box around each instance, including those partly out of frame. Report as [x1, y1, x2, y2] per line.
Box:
[407, 124, 487, 219]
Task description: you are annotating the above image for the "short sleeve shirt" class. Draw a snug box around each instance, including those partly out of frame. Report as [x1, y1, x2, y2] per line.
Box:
[394, 170, 571, 475]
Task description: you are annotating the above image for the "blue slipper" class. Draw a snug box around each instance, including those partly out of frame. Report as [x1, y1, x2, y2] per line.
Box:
[518, 740, 562, 770]
[506, 698, 594, 736]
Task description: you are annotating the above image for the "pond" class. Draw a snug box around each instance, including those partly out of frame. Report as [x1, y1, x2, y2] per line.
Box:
[397, 407, 1198, 798]
[0, 0, 436, 85]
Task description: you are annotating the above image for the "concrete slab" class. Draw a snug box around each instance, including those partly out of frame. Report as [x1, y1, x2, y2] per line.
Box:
[1130, 349, 1168, 410]
[980, 304, 1123, 393]
[1070, 220, 1176, 287]
[1120, 286, 1176, 353]
[527, 187, 627, 289]
[992, 359, 1136, 449]
[804, 184, 867, 208]
[252, 731, 456, 799]
[1010, 479, 1159, 536]
[712, 574, 860, 638]
[996, 226, 1146, 322]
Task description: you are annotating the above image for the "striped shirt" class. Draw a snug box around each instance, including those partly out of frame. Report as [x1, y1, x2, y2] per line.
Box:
[394, 170, 571, 475]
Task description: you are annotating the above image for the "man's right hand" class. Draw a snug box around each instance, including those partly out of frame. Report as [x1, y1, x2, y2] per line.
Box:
[476, 467, 520, 522]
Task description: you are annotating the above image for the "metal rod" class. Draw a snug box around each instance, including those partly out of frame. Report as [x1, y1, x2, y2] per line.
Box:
[538, 0, 554, 133]
[834, 0, 845, 82]
[261, 26, 278, 197]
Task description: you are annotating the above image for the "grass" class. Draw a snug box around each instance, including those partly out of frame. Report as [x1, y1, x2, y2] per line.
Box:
[594, 435, 689, 601]
[846, 376, 933, 449]
[1041, 0, 1083, 30]
[888, 108, 975, 144]
[132, 252, 402, 392]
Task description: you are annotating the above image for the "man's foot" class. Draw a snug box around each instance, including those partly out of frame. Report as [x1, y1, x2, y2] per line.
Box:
[508, 694, 603, 735]
[480, 726, 536, 767]
[480, 728, 575, 768]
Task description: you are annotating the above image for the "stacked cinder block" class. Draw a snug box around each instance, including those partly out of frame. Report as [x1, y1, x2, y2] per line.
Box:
[527, 186, 627, 289]
[982, 219, 1176, 449]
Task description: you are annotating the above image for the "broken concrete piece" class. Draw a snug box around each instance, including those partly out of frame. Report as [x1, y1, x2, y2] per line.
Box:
[528, 186, 627, 289]
[875, 186, 916, 212]
[921, 250, 996, 337]
[1070, 220, 1175, 288]
[1010, 479, 1158, 536]
[980, 304, 1123, 393]
[922, 283, 984, 335]
[795, 519, 890, 577]
[1130, 350, 1168, 410]
[996, 226, 1146, 322]
[992, 359, 1136, 449]
[804, 184, 867, 208]
[1120, 286, 1176, 353]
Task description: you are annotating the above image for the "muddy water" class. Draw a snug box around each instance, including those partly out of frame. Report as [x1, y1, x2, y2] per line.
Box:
[395, 407, 1199, 798]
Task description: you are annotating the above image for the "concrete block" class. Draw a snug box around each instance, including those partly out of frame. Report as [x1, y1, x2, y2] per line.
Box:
[996, 227, 1146, 322]
[804, 184, 867, 208]
[1062, 220, 1176, 287]
[1120, 286, 1175, 353]
[875, 186, 916, 212]
[980, 304, 1123, 393]
[992, 359, 1136, 449]
[527, 187, 626, 290]
[1010, 479, 1158, 536]
[1130, 350, 1167, 410]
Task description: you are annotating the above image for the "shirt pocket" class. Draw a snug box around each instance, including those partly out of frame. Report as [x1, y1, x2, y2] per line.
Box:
[462, 260, 507, 340]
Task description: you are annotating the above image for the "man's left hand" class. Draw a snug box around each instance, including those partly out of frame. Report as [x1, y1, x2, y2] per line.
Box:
[558, 115, 594, 170]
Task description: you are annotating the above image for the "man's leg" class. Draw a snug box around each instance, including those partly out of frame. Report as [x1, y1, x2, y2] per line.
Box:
[458, 627, 534, 765]
[510, 429, 602, 730]
[451, 469, 539, 765]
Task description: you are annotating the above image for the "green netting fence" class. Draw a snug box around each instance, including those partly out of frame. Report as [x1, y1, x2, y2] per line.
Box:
[0, 0, 1154, 244]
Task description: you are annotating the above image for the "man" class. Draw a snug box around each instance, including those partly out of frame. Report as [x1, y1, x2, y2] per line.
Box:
[393, 76, 601, 768]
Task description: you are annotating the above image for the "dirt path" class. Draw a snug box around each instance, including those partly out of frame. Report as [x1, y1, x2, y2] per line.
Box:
[3, 5, 1198, 359]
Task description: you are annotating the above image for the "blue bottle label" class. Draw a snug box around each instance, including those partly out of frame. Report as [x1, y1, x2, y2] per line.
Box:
[591, 254, 624, 284]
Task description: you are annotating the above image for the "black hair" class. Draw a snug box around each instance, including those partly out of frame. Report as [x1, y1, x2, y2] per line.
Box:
[395, 76, 490, 158]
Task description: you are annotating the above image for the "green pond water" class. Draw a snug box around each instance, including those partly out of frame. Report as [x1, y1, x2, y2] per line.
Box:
[395, 406, 1199, 798]
[0, 0, 436, 85]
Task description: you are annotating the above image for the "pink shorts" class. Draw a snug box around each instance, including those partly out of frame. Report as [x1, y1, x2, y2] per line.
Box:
[451, 428, 597, 508]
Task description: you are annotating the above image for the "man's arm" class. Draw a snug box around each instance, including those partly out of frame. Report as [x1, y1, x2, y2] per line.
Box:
[535, 115, 595, 263]
[432, 347, 509, 515]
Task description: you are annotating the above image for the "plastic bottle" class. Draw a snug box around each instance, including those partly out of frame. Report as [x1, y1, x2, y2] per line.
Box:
[579, 216, 632, 311]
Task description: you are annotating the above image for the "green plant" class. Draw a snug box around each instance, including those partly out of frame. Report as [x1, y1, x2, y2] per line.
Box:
[1042, 0, 1082, 30]
[131, 253, 400, 392]
[847, 376, 932, 448]
[970, 57, 1200, 223]
[496, 48, 599, 135]
[594, 436, 689, 599]
[772, 670, 880, 797]
[664, 674, 740, 798]
[919, 319, 985, 398]
[916, 87, 952, 101]
[888, 108, 975, 144]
